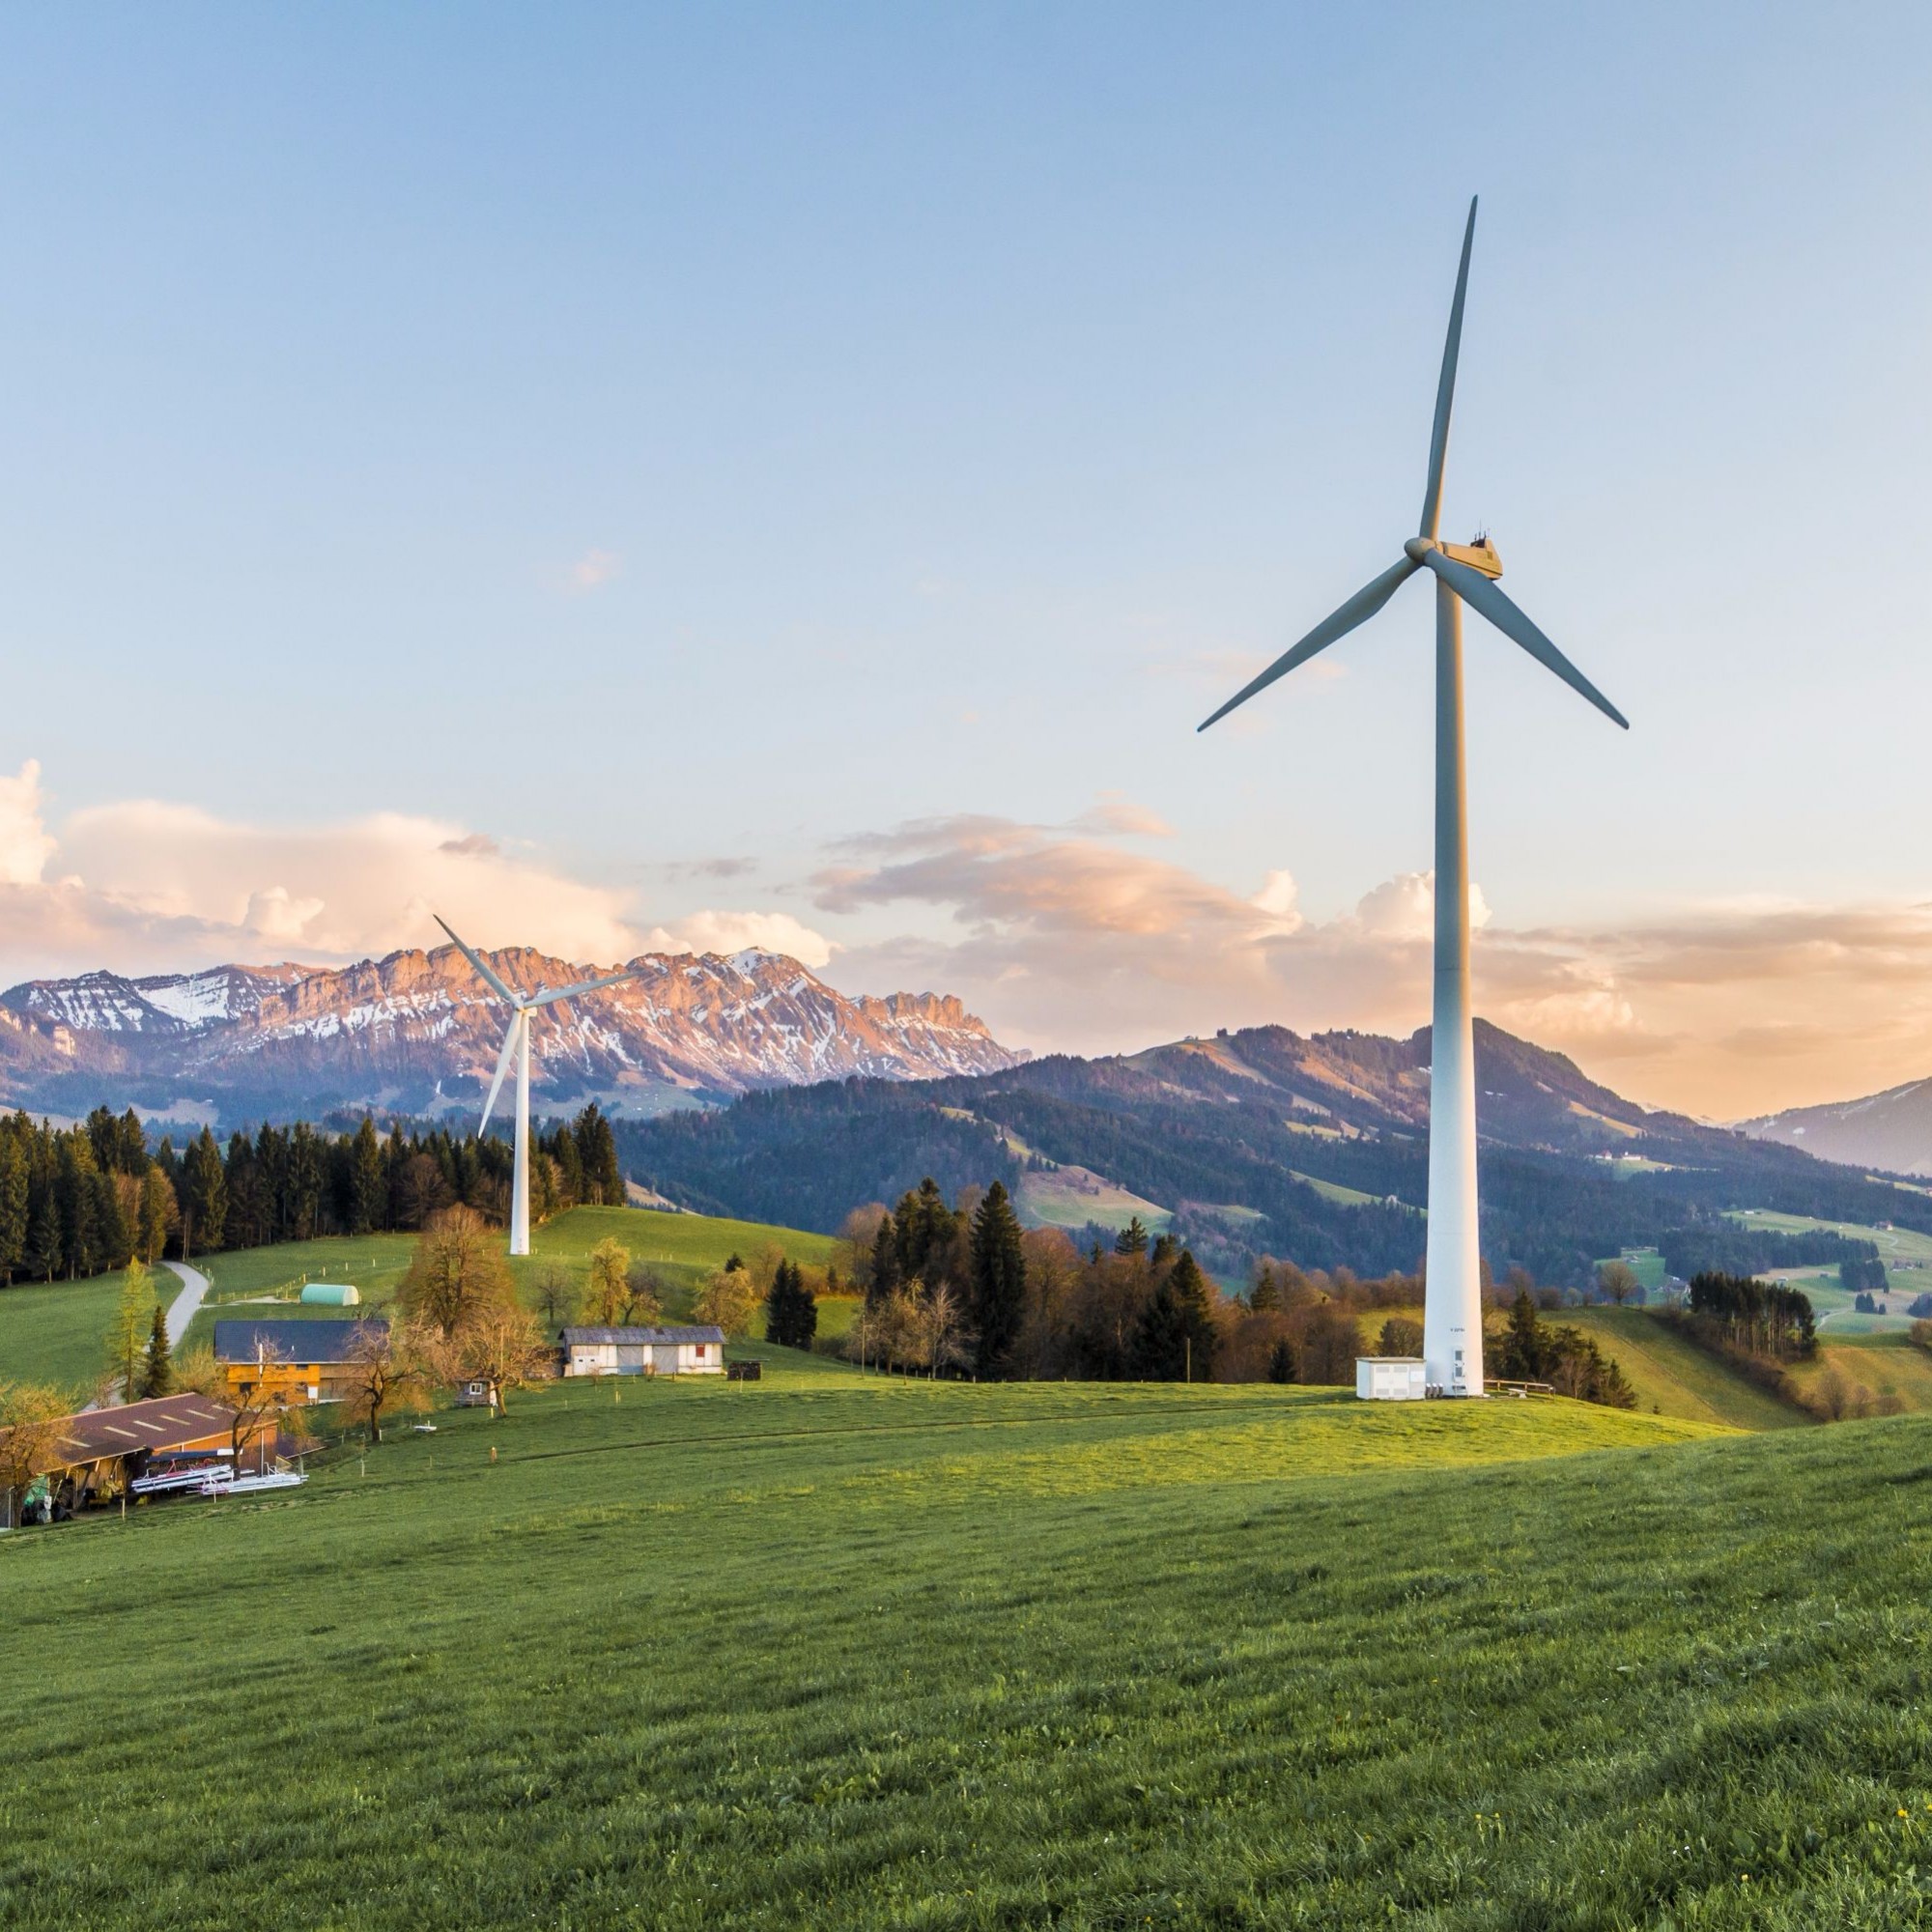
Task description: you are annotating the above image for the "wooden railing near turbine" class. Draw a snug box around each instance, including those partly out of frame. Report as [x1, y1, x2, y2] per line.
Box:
[1484, 1378, 1555, 1400]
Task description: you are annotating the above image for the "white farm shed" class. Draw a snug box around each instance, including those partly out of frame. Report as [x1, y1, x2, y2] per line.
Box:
[559, 1324, 726, 1378]
[1356, 1356, 1427, 1402]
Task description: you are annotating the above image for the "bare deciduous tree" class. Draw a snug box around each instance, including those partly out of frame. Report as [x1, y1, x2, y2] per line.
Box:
[457, 1305, 553, 1416]
[399, 1207, 515, 1338]
[341, 1319, 435, 1443]
[1596, 1260, 1641, 1307]
[532, 1263, 578, 1332]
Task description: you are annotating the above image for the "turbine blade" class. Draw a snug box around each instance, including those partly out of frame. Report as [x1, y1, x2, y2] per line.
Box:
[526, 966, 638, 1010]
[1198, 556, 1418, 731]
[479, 1014, 520, 1132]
[435, 915, 518, 1007]
[1421, 548, 1629, 730]
[1418, 197, 1478, 541]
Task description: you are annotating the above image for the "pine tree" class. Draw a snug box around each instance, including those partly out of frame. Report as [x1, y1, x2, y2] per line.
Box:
[867, 1214, 901, 1308]
[0, 1136, 27, 1284]
[764, 1260, 794, 1347]
[1497, 1289, 1553, 1381]
[350, 1117, 385, 1236]
[573, 1105, 622, 1206]
[1114, 1217, 1150, 1259]
[791, 1264, 817, 1350]
[1250, 1265, 1281, 1313]
[968, 1179, 1027, 1378]
[1168, 1250, 1218, 1380]
[183, 1127, 228, 1260]
[140, 1303, 173, 1400]
[1128, 1279, 1188, 1379]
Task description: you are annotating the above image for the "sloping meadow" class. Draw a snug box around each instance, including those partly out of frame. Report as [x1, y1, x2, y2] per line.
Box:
[3, 1360, 1930, 1929]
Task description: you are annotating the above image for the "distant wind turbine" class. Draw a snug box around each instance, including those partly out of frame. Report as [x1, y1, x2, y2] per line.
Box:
[1198, 198, 1628, 1397]
[435, 917, 638, 1256]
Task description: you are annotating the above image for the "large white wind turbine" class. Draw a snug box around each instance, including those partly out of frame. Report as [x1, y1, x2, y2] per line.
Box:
[435, 917, 638, 1256]
[1199, 198, 1628, 1397]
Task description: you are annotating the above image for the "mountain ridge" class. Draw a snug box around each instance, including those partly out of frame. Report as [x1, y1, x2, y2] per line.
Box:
[0, 946, 1023, 1125]
[614, 1017, 1925, 1286]
[1741, 1077, 1932, 1179]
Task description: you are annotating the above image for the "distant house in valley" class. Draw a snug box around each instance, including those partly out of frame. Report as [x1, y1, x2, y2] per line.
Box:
[558, 1325, 726, 1378]
[213, 1319, 386, 1406]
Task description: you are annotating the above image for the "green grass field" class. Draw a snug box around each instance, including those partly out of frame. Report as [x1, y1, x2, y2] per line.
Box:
[0, 1272, 136, 1392]
[14, 1361, 1932, 1927]
[1591, 1245, 1668, 1291]
[1729, 1208, 1932, 1265]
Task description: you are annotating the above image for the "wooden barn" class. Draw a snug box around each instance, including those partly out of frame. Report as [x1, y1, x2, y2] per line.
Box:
[4, 1393, 237, 1522]
[213, 1318, 386, 1406]
[558, 1325, 726, 1378]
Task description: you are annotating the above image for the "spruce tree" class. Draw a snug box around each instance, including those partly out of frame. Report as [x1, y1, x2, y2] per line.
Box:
[183, 1126, 228, 1259]
[867, 1214, 901, 1308]
[140, 1303, 173, 1399]
[0, 1137, 28, 1285]
[1128, 1279, 1187, 1379]
[764, 1260, 793, 1347]
[789, 1263, 817, 1350]
[1266, 1337, 1296, 1383]
[1168, 1250, 1218, 1380]
[350, 1117, 385, 1236]
[969, 1180, 1027, 1378]
[1114, 1216, 1150, 1260]
[1250, 1265, 1281, 1313]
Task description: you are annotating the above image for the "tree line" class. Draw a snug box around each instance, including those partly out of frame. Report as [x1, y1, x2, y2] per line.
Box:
[811, 1177, 1637, 1406]
[0, 1101, 628, 1285]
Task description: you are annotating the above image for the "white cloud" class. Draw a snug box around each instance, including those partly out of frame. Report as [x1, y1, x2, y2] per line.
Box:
[817, 807, 1932, 1119]
[0, 764, 830, 986]
[648, 910, 835, 970]
[0, 761, 57, 886]
[1250, 869, 1303, 934]
[1352, 871, 1492, 942]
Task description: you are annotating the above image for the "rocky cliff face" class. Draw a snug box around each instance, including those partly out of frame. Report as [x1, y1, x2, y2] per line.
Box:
[0, 946, 1024, 1125]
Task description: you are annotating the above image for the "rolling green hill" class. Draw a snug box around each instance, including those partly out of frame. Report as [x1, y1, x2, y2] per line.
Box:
[11, 1362, 1932, 1926]
[1557, 1305, 1809, 1431]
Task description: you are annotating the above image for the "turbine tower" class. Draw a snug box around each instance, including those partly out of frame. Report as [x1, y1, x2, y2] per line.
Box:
[1198, 198, 1628, 1397]
[435, 917, 638, 1256]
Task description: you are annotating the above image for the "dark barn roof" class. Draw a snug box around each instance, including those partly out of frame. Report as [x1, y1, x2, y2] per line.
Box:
[14, 1395, 239, 1478]
[559, 1325, 725, 1347]
[213, 1318, 386, 1365]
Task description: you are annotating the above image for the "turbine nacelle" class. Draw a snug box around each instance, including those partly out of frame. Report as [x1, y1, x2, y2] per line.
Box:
[1407, 534, 1503, 580]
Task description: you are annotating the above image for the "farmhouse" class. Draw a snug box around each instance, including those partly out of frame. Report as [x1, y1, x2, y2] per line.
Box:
[213, 1318, 386, 1406]
[559, 1325, 726, 1378]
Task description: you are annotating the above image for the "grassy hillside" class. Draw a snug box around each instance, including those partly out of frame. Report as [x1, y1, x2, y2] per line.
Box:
[0, 1272, 134, 1392]
[1786, 1332, 1932, 1414]
[1557, 1305, 1810, 1431]
[14, 1365, 1932, 1926]
[3, 1205, 838, 1390]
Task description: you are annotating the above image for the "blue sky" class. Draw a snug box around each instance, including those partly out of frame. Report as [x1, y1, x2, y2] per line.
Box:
[0, 4, 1927, 1114]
